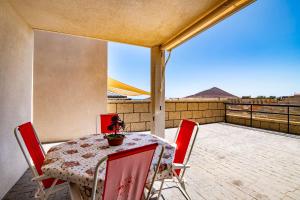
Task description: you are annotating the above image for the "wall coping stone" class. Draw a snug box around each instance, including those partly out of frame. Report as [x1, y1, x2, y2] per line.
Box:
[108, 99, 226, 103]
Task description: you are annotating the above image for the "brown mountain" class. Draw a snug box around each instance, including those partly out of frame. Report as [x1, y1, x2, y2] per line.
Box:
[186, 87, 238, 99]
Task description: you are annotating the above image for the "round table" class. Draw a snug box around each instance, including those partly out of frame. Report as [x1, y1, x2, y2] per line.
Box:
[42, 132, 175, 197]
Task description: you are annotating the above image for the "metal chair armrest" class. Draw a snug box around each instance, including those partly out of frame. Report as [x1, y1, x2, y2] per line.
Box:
[31, 174, 51, 182]
[172, 163, 191, 169]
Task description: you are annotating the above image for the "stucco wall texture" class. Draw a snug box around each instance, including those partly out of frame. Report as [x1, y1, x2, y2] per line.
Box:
[0, 2, 33, 198]
[34, 30, 107, 142]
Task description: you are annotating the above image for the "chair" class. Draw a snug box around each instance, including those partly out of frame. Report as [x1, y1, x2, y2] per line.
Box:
[70, 143, 165, 200]
[97, 113, 119, 134]
[155, 119, 199, 200]
[14, 122, 66, 199]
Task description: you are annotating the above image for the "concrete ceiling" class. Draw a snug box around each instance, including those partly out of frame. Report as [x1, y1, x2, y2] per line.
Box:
[9, 0, 254, 49]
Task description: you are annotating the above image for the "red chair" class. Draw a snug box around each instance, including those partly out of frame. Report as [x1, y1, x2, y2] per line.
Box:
[97, 113, 119, 134]
[14, 122, 66, 199]
[155, 119, 199, 200]
[86, 143, 164, 200]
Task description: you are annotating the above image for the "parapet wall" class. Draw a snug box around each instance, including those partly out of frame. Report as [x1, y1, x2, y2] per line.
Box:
[107, 99, 300, 134]
[226, 115, 300, 134]
[107, 99, 225, 132]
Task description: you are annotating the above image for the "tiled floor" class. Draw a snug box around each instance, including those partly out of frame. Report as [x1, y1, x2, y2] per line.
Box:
[3, 123, 300, 200]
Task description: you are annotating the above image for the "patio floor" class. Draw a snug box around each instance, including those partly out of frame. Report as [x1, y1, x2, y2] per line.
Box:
[3, 123, 300, 200]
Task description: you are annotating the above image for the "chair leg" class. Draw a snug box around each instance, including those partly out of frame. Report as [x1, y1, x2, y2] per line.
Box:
[69, 183, 83, 200]
[159, 180, 191, 200]
[177, 177, 186, 190]
[176, 183, 191, 200]
[44, 179, 58, 199]
[34, 180, 47, 199]
[34, 187, 45, 199]
[172, 169, 185, 189]
[157, 179, 165, 199]
[171, 169, 191, 200]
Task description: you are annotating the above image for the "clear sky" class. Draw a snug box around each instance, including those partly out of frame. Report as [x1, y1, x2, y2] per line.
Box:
[108, 0, 300, 98]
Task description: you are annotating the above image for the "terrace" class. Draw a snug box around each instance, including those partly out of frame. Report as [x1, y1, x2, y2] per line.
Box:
[1, 0, 300, 200]
[4, 123, 300, 200]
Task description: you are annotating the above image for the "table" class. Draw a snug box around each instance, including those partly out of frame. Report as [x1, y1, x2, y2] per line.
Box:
[42, 132, 175, 197]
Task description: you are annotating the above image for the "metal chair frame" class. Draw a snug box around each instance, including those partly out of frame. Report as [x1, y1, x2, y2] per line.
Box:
[155, 120, 199, 200]
[14, 124, 66, 199]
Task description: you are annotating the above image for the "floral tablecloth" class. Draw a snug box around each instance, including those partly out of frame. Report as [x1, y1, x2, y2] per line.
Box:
[42, 132, 175, 197]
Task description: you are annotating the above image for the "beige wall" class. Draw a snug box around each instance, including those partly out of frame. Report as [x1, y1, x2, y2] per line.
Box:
[34, 31, 107, 142]
[0, 2, 33, 198]
[108, 99, 225, 132]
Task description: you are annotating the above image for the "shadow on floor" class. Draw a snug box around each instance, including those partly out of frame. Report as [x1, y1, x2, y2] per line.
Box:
[3, 169, 161, 200]
[3, 169, 70, 200]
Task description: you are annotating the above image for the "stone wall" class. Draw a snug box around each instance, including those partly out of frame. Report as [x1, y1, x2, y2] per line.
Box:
[108, 99, 225, 132]
[226, 115, 300, 135]
[108, 99, 300, 135]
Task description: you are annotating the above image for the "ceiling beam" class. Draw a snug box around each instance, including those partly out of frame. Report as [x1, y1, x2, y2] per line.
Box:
[160, 0, 255, 51]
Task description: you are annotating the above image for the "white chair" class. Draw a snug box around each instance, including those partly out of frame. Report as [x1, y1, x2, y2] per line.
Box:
[14, 122, 67, 199]
[153, 119, 199, 200]
[69, 143, 165, 200]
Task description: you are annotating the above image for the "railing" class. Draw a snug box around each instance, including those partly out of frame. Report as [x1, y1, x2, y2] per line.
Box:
[224, 103, 300, 133]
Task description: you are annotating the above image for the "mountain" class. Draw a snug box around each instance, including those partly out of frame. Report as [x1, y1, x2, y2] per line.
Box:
[185, 87, 238, 99]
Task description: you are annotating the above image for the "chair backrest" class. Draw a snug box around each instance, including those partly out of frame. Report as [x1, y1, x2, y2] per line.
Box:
[99, 113, 119, 134]
[16, 122, 45, 175]
[92, 143, 158, 200]
[173, 119, 199, 175]
[15, 122, 54, 188]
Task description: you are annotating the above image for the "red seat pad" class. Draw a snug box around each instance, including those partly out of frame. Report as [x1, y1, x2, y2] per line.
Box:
[100, 113, 119, 134]
[102, 143, 158, 200]
[18, 122, 64, 188]
[173, 120, 196, 175]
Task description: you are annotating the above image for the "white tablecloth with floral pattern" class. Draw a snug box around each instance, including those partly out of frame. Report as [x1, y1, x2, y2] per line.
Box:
[42, 132, 175, 197]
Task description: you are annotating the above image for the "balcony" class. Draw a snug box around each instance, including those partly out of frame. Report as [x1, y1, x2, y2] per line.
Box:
[1, 1, 299, 199]
[4, 123, 300, 200]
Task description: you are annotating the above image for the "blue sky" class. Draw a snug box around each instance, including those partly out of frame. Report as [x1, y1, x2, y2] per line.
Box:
[108, 0, 300, 98]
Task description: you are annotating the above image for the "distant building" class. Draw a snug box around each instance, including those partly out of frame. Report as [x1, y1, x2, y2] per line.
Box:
[107, 91, 130, 100]
[282, 93, 300, 105]
[185, 87, 238, 99]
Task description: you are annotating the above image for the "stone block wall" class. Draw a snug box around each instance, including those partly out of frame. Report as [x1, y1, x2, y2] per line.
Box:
[108, 99, 225, 132]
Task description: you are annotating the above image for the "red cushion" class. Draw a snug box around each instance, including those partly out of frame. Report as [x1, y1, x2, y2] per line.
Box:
[18, 122, 64, 188]
[100, 113, 119, 134]
[173, 120, 196, 175]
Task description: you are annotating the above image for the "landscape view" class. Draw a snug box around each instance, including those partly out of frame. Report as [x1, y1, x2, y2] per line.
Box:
[107, 0, 300, 135]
